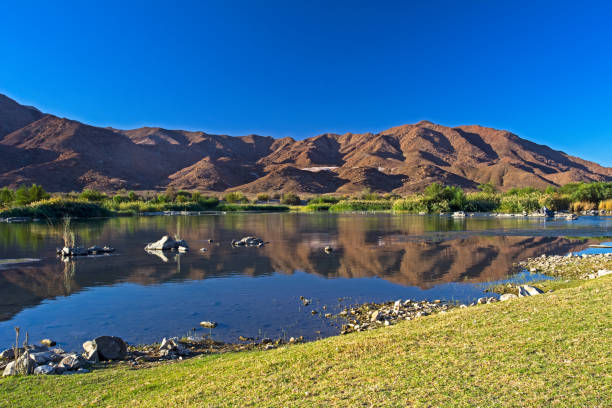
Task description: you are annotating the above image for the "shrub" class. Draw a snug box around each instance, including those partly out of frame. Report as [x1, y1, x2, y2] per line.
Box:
[79, 189, 107, 202]
[329, 200, 392, 212]
[224, 192, 249, 204]
[497, 193, 542, 213]
[308, 195, 341, 205]
[0, 187, 15, 208]
[478, 183, 497, 194]
[570, 201, 597, 212]
[598, 199, 612, 211]
[256, 193, 270, 202]
[392, 196, 429, 213]
[281, 193, 301, 206]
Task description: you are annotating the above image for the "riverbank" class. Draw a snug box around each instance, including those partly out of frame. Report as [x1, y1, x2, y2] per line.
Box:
[1, 253, 610, 406]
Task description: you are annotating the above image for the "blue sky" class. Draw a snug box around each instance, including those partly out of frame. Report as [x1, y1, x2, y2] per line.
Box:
[1, 1, 611, 165]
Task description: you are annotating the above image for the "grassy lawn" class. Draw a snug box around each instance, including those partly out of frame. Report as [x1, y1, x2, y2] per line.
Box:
[1, 277, 611, 407]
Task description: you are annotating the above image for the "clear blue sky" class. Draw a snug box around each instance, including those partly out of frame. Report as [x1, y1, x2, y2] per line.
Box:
[1, 1, 611, 165]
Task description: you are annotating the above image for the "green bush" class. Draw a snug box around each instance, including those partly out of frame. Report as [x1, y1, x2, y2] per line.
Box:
[79, 189, 107, 202]
[224, 192, 249, 204]
[281, 193, 301, 206]
[329, 200, 392, 212]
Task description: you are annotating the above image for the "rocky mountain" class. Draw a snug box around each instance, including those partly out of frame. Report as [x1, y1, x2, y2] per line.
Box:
[0, 94, 610, 193]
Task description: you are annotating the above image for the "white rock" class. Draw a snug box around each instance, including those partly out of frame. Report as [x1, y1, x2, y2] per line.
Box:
[517, 285, 544, 297]
[597, 269, 612, 277]
[499, 293, 518, 301]
[34, 365, 55, 375]
[2, 361, 16, 377]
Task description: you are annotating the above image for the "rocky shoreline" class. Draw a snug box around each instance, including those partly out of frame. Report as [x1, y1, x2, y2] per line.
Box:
[2, 247, 611, 378]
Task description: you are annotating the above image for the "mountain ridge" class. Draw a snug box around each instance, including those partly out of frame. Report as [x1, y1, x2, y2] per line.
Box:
[0, 94, 610, 193]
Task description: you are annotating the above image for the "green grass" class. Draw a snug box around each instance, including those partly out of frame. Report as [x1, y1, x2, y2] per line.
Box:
[2, 277, 610, 407]
[0, 199, 112, 219]
[328, 200, 392, 212]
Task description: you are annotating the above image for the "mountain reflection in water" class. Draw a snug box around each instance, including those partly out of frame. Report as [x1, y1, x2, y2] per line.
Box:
[0, 213, 607, 349]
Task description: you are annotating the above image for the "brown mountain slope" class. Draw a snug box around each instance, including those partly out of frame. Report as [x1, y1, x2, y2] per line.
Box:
[0, 94, 610, 192]
[0, 94, 44, 138]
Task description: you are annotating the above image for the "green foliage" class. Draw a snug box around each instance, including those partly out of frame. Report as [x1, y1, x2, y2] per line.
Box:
[79, 189, 107, 202]
[224, 192, 249, 204]
[328, 200, 392, 212]
[12, 184, 50, 206]
[360, 188, 380, 201]
[0, 187, 15, 208]
[0, 198, 111, 219]
[307, 195, 341, 205]
[256, 193, 270, 202]
[281, 193, 301, 206]
[477, 182, 497, 194]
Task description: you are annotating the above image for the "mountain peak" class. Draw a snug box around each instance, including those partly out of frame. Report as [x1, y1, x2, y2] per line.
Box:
[0, 95, 610, 192]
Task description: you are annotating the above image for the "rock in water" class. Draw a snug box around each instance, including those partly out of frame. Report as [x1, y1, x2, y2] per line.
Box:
[517, 285, 544, 297]
[200, 321, 217, 329]
[145, 235, 188, 251]
[40, 339, 56, 347]
[91, 336, 127, 361]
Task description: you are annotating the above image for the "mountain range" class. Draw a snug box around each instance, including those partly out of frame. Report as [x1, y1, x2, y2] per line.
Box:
[1, 93, 610, 193]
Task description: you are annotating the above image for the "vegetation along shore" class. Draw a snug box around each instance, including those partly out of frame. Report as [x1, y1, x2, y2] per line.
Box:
[1, 181, 611, 221]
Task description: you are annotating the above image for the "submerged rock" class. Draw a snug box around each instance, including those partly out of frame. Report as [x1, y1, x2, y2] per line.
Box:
[200, 321, 218, 329]
[232, 237, 265, 247]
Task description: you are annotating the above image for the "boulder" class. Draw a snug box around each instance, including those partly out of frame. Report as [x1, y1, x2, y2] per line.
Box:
[34, 365, 55, 375]
[200, 321, 217, 329]
[59, 354, 88, 370]
[517, 285, 544, 297]
[90, 336, 127, 361]
[159, 337, 190, 356]
[597, 269, 612, 278]
[0, 348, 22, 360]
[14, 351, 35, 375]
[145, 235, 188, 251]
[499, 293, 518, 301]
[2, 361, 16, 377]
[82, 340, 99, 361]
[40, 339, 56, 347]
[29, 351, 53, 365]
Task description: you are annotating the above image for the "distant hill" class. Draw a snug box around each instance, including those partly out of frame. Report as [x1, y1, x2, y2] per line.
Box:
[0, 94, 610, 193]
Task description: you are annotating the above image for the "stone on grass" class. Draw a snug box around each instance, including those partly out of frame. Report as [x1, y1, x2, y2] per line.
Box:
[517, 285, 544, 297]
[90, 336, 127, 361]
[34, 365, 55, 375]
[499, 293, 518, 301]
[2, 361, 16, 377]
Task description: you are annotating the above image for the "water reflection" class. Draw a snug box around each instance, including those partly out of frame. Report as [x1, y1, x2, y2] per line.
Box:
[1, 214, 610, 350]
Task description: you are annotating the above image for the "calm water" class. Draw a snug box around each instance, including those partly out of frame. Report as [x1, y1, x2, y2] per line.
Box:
[0, 213, 610, 351]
